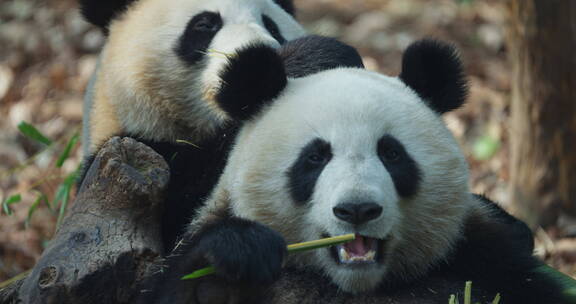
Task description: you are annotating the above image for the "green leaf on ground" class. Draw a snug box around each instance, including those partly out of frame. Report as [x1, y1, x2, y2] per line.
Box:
[53, 170, 78, 227]
[2, 194, 21, 215]
[25, 193, 49, 228]
[56, 133, 79, 167]
[17, 121, 52, 146]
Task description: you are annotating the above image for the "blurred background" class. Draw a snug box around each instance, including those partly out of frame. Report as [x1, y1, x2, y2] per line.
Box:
[0, 0, 575, 282]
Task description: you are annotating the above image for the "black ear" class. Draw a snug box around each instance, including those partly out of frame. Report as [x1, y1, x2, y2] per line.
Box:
[215, 44, 287, 121]
[273, 0, 296, 16]
[79, 0, 137, 33]
[400, 39, 468, 114]
[279, 35, 364, 78]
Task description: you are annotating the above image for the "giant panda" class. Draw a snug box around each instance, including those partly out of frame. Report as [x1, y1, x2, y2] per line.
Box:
[137, 40, 564, 303]
[77, 0, 308, 250]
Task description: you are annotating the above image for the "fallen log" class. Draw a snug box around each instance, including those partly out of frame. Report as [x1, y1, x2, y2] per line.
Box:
[1, 137, 168, 304]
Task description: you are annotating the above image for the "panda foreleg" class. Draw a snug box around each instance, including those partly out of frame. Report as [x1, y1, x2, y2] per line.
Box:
[448, 195, 563, 304]
[136, 197, 287, 303]
[182, 214, 288, 286]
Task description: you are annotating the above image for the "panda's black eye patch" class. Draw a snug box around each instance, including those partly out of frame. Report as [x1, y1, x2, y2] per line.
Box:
[288, 138, 332, 204]
[377, 135, 421, 198]
[175, 11, 223, 65]
[262, 15, 286, 44]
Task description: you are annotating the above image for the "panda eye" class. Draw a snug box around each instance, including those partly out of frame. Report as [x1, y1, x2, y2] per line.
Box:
[307, 153, 327, 165]
[262, 15, 286, 44]
[192, 12, 221, 32]
[381, 149, 401, 162]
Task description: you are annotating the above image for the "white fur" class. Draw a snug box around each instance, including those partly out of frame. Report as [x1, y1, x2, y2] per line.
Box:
[87, 0, 305, 152]
[211, 68, 472, 293]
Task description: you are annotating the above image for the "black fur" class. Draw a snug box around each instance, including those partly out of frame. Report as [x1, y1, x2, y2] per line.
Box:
[176, 12, 223, 66]
[400, 39, 468, 114]
[279, 35, 365, 78]
[444, 195, 564, 304]
[262, 15, 286, 44]
[78, 126, 239, 252]
[288, 138, 332, 204]
[216, 36, 366, 121]
[190, 217, 286, 285]
[215, 44, 287, 121]
[79, 0, 137, 33]
[272, 0, 295, 16]
[377, 135, 421, 197]
[137, 216, 287, 304]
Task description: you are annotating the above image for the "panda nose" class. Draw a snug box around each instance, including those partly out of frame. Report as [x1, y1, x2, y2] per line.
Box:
[333, 203, 383, 225]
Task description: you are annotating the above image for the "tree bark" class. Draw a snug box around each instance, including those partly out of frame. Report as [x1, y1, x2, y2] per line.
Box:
[0, 137, 169, 303]
[507, 0, 576, 228]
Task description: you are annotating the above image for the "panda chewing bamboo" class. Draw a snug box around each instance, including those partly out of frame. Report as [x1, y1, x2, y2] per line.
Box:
[139, 38, 563, 303]
[78, 0, 307, 250]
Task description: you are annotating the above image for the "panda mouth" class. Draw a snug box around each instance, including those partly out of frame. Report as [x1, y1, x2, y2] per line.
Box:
[328, 233, 385, 265]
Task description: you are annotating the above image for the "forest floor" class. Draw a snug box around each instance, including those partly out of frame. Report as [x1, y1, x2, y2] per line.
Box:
[1, 0, 575, 283]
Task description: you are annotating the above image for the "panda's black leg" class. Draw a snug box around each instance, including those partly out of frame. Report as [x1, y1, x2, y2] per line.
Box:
[186, 216, 287, 284]
[136, 216, 287, 304]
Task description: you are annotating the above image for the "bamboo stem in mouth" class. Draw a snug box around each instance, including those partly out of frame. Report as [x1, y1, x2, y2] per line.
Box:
[181, 233, 356, 280]
[287, 233, 355, 253]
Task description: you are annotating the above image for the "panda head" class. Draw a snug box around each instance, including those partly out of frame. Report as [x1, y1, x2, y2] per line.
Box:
[213, 39, 471, 293]
[80, 0, 305, 149]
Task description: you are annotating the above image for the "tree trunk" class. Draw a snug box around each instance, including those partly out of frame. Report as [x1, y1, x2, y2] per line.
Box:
[507, 0, 576, 229]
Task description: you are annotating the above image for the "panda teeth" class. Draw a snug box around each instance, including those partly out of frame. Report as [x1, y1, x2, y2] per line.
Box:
[337, 246, 376, 264]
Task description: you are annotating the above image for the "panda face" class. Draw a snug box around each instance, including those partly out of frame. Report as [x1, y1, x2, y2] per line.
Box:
[225, 68, 471, 293]
[89, 0, 304, 150]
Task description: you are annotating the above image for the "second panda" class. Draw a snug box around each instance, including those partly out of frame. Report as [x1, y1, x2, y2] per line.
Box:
[78, 0, 307, 250]
[139, 40, 563, 303]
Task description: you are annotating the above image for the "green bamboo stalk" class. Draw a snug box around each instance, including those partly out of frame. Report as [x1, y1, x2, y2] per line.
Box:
[464, 281, 471, 304]
[491, 293, 501, 304]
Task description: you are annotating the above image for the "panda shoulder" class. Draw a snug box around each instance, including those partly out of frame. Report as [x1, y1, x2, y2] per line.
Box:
[449, 194, 564, 303]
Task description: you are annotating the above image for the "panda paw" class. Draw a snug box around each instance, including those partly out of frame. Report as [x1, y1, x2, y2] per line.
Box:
[189, 217, 287, 286]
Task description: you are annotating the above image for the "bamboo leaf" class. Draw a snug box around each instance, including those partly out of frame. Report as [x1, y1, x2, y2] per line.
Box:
[17, 121, 52, 146]
[181, 266, 216, 280]
[2, 194, 21, 215]
[53, 171, 77, 227]
[181, 234, 355, 280]
[56, 133, 79, 168]
[25, 193, 49, 228]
